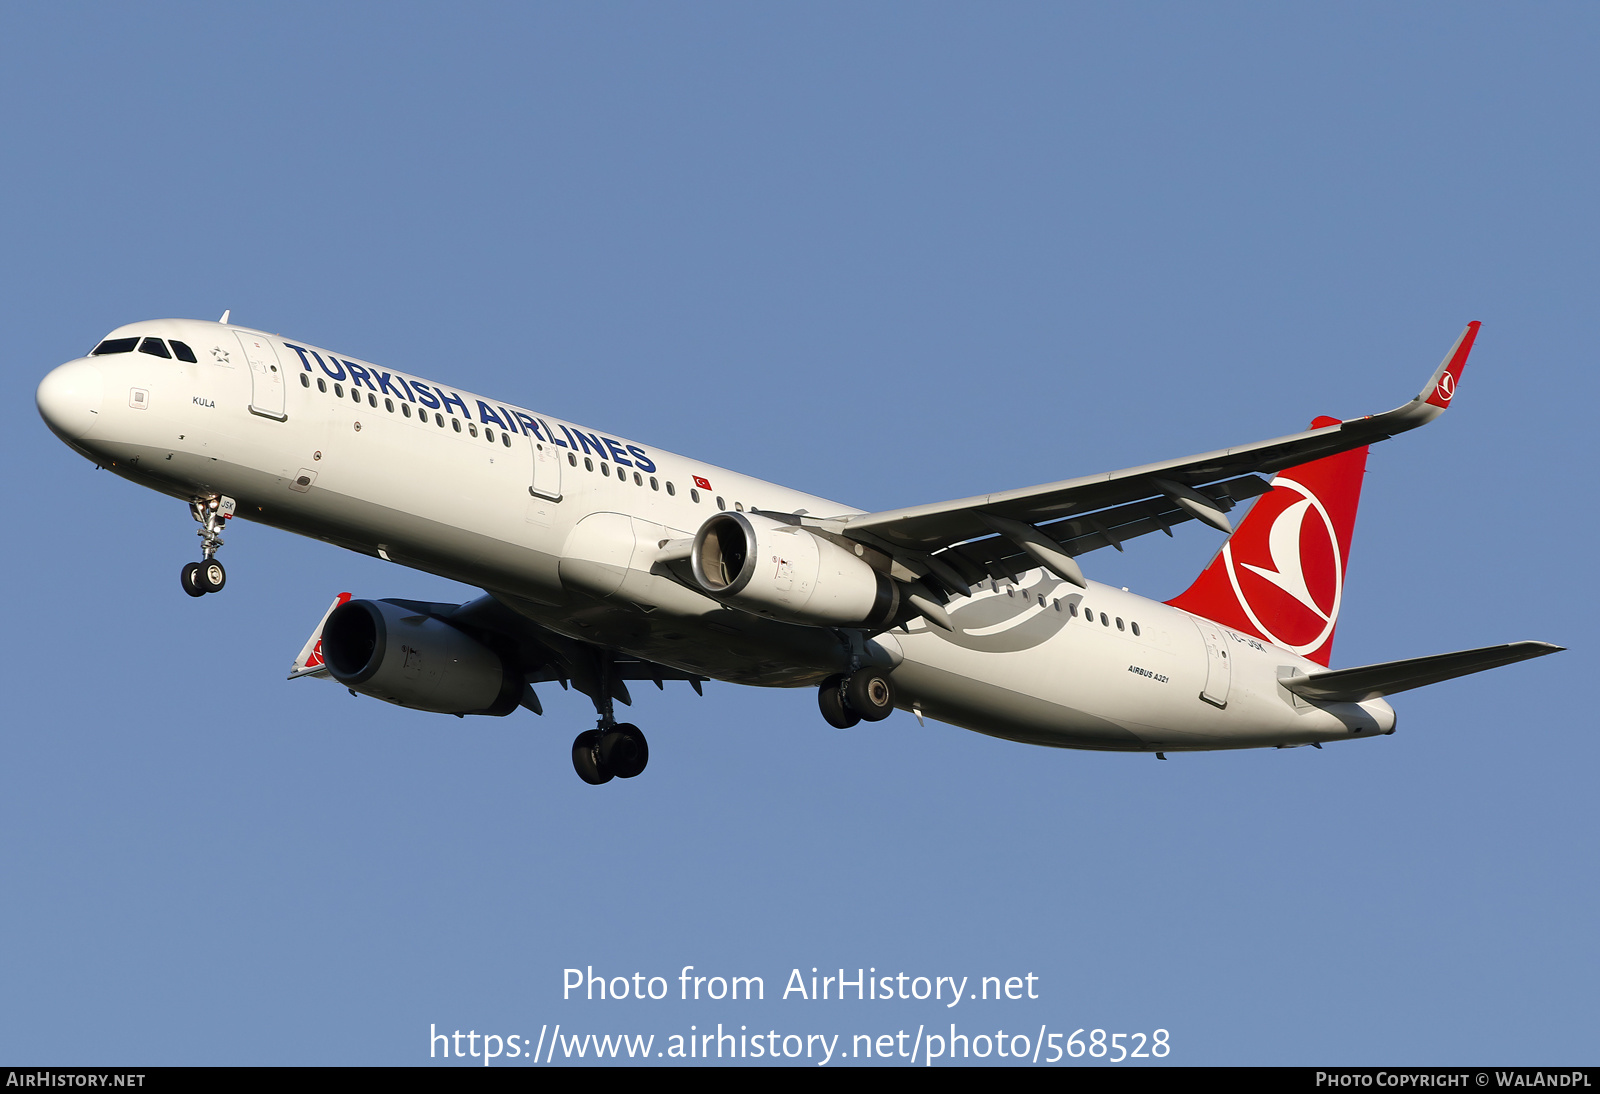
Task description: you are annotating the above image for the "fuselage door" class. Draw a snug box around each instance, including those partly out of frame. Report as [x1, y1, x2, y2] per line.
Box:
[234, 331, 286, 421]
[529, 425, 562, 501]
[1192, 618, 1232, 708]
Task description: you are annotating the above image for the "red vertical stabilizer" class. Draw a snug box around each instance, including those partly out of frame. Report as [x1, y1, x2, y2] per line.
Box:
[1166, 419, 1368, 666]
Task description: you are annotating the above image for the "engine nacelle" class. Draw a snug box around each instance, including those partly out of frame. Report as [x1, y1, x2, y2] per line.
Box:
[690, 511, 899, 628]
[320, 599, 521, 716]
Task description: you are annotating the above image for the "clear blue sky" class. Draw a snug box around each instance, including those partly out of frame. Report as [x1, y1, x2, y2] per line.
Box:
[2, 2, 1593, 1066]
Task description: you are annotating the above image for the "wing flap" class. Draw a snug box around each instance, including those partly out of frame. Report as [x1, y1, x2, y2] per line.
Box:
[1280, 641, 1562, 703]
[930, 475, 1271, 585]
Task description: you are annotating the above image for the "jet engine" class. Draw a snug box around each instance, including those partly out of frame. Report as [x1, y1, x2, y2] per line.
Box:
[690, 511, 899, 628]
[320, 599, 522, 716]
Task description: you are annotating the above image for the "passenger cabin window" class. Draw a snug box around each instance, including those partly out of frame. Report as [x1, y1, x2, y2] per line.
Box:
[138, 338, 171, 359]
[501, 433, 511, 447]
[334, 383, 344, 397]
[170, 340, 197, 363]
[1131, 622, 1141, 637]
[468, 423, 478, 438]
[402, 402, 410, 417]
[666, 482, 675, 496]
[318, 378, 327, 393]
[567, 452, 577, 466]
[91, 338, 138, 355]
[300, 373, 310, 388]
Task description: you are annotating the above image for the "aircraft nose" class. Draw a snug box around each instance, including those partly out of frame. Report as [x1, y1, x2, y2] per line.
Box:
[36, 359, 104, 441]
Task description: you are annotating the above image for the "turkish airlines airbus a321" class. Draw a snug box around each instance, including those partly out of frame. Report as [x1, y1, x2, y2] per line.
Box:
[36, 318, 1560, 783]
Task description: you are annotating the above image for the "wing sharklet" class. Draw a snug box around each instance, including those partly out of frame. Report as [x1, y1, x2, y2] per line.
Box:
[287, 592, 352, 680]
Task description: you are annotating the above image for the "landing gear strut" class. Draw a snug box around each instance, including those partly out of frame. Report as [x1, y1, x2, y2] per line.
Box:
[181, 496, 234, 597]
[570, 655, 650, 784]
[818, 666, 897, 727]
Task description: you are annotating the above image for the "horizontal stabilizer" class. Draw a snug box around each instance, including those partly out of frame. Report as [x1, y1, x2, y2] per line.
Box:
[1281, 641, 1563, 703]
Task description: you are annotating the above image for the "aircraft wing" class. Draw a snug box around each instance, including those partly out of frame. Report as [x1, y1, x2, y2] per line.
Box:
[436, 594, 710, 708]
[824, 323, 1480, 593]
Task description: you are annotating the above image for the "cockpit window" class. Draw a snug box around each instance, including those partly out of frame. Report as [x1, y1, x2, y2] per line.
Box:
[138, 338, 172, 359]
[170, 340, 198, 363]
[91, 338, 138, 356]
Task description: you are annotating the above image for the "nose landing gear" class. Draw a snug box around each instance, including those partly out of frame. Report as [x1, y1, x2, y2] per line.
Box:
[181, 496, 234, 597]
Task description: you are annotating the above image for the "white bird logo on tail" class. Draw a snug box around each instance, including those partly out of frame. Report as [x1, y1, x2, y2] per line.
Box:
[1222, 477, 1343, 655]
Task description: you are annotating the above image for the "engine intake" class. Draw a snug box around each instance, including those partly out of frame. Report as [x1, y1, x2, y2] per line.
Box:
[690, 511, 898, 628]
[321, 599, 521, 716]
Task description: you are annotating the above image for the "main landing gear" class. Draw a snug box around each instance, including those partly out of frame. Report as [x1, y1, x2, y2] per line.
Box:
[817, 666, 897, 729]
[571, 723, 650, 785]
[570, 655, 650, 785]
[181, 495, 234, 597]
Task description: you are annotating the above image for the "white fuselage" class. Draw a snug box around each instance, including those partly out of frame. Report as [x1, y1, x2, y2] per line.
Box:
[38, 319, 1396, 753]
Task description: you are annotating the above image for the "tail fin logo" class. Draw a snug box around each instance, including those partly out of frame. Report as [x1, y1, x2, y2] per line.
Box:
[1434, 371, 1456, 404]
[1222, 476, 1343, 656]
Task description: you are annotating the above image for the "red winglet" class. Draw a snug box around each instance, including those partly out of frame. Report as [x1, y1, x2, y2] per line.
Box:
[1425, 320, 1480, 408]
[290, 592, 352, 677]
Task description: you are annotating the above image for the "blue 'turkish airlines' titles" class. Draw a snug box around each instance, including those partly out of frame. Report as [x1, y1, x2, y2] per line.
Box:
[282, 342, 658, 473]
